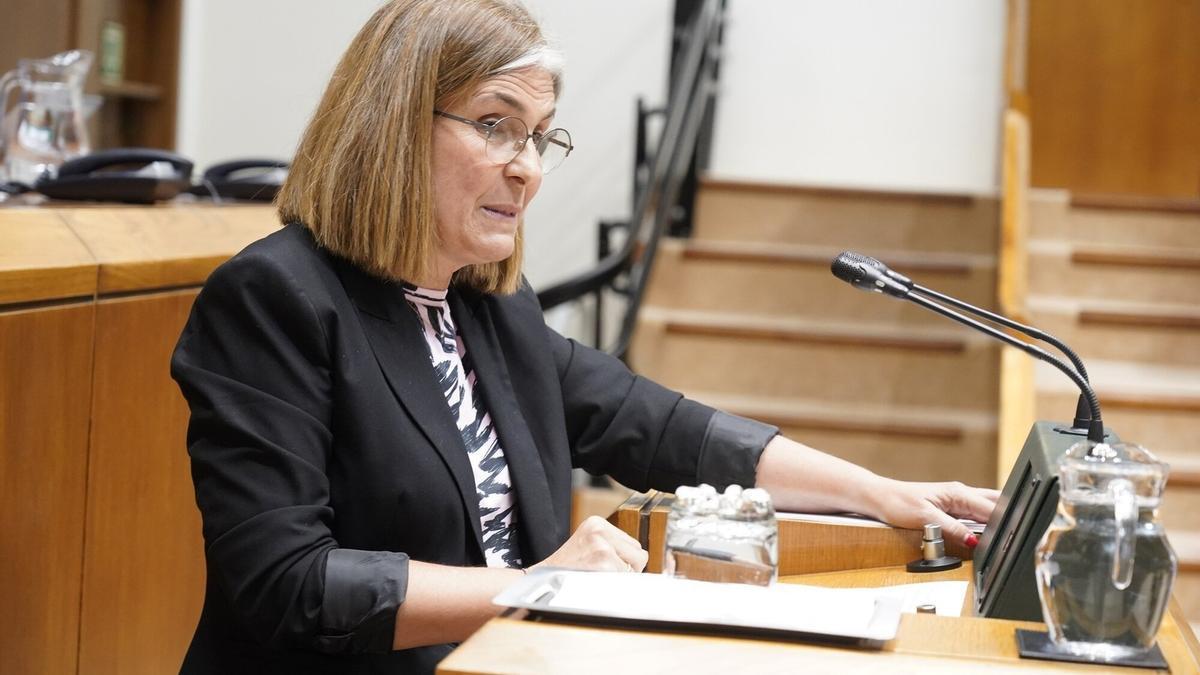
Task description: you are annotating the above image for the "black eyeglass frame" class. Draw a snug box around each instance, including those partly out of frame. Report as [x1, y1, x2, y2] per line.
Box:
[433, 109, 573, 172]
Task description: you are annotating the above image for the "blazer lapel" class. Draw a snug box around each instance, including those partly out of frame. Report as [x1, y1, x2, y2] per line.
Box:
[334, 261, 484, 555]
[451, 291, 561, 563]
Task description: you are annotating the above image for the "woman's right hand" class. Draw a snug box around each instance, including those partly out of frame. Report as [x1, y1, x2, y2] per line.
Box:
[529, 516, 648, 573]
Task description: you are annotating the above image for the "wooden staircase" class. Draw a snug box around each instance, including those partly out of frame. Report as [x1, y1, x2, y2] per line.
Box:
[630, 179, 1002, 488]
[1026, 189, 1200, 630]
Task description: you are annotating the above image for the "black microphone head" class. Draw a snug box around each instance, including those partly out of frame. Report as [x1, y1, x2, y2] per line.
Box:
[831, 251, 909, 298]
[844, 251, 913, 288]
[831, 251, 866, 285]
[843, 251, 881, 268]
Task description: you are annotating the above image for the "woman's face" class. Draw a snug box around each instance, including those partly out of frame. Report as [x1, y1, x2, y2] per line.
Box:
[426, 66, 557, 288]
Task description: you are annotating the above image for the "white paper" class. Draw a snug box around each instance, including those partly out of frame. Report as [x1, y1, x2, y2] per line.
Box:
[504, 571, 968, 641]
[517, 571, 905, 640]
[859, 580, 969, 617]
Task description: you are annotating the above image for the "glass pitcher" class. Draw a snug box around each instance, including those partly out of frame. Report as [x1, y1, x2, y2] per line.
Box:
[0, 50, 94, 185]
[1035, 441, 1177, 661]
[664, 484, 778, 586]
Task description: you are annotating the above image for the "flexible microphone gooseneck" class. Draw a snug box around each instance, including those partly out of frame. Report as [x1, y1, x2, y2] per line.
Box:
[840, 251, 1094, 431]
[831, 251, 1105, 444]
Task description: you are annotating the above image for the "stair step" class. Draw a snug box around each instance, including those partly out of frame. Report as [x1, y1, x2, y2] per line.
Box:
[1071, 244, 1200, 272]
[1037, 392, 1200, 461]
[645, 238, 996, 321]
[644, 308, 972, 351]
[1070, 193, 1200, 215]
[1173, 533, 1200, 572]
[1036, 358, 1200, 403]
[1030, 189, 1200, 249]
[1027, 296, 1200, 366]
[629, 309, 998, 409]
[686, 391, 997, 486]
[1035, 359, 1200, 537]
[693, 178, 999, 254]
[1035, 359, 1200, 452]
[1028, 240, 1200, 305]
[676, 239, 990, 273]
[1161, 457, 1200, 538]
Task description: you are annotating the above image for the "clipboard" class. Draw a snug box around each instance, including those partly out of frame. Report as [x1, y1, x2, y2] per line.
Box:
[493, 569, 902, 647]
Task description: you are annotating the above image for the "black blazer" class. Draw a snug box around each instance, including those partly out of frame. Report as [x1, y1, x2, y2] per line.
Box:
[170, 224, 776, 674]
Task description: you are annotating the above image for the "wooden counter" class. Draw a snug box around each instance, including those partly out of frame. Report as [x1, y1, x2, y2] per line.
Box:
[0, 209, 97, 305]
[441, 554, 1200, 674]
[0, 203, 278, 675]
[0, 203, 279, 303]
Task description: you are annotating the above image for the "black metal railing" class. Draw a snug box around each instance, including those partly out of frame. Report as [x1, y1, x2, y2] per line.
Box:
[536, 0, 724, 361]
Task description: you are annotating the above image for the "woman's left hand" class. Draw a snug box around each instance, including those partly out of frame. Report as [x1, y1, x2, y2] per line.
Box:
[867, 479, 1000, 548]
[756, 435, 1001, 548]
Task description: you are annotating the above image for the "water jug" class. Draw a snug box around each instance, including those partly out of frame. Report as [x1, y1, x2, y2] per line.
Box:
[1035, 441, 1176, 661]
[0, 50, 95, 185]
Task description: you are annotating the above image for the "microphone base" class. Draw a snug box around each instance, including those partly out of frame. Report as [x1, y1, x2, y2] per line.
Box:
[974, 421, 1121, 621]
[1052, 425, 1096, 437]
[906, 556, 962, 573]
[1052, 423, 1112, 443]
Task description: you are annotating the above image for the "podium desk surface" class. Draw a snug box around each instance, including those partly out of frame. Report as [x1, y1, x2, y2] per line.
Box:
[438, 563, 1200, 674]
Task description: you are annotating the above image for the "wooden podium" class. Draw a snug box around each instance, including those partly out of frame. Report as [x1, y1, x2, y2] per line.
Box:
[439, 493, 1200, 674]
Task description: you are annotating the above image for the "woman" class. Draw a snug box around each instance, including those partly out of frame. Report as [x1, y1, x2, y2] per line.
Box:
[171, 1, 998, 672]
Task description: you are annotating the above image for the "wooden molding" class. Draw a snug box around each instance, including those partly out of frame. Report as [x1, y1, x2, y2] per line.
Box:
[698, 176, 982, 206]
[712, 407, 964, 442]
[1072, 247, 1200, 271]
[1070, 193, 1200, 214]
[1172, 468, 1200, 490]
[1004, 0, 1030, 99]
[679, 240, 976, 275]
[662, 318, 967, 353]
[1079, 309, 1200, 331]
[1101, 393, 1200, 414]
[998, 109, 1031, 323]
[607, 492, 656, 551]
[997, 345, 1036, 486]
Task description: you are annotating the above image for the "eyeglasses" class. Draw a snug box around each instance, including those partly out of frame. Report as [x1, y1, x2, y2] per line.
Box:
[434, 110, 573, 174]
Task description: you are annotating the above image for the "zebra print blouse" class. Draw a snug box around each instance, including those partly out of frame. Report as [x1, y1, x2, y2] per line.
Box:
[402, 284, 523, 568]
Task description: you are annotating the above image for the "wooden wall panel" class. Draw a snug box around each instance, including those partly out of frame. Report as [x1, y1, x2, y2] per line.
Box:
[0, 303, 95, 675]
[1027, 0, 1200, 198]
[0, 0, 74, 76]
[77, 289, 203, 675]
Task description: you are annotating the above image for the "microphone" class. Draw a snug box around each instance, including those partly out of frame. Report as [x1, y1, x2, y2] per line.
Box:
[839, 252, 1094, 431]
[830, 251, 1105, 443]
[830, 251, 910, 298]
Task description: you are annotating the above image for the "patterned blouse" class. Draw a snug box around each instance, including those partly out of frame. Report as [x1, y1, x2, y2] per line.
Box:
[402, 284, 522, 568]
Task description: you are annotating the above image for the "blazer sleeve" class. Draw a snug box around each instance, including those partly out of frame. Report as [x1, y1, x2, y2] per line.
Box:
[171, 251, 407, 655]
[545, 317, 778, 493]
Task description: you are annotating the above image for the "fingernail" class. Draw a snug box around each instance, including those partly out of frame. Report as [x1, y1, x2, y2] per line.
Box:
[965, 534, 979, 548]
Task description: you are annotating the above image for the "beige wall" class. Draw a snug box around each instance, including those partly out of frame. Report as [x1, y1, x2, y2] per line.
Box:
[711, 0, 1006, 194]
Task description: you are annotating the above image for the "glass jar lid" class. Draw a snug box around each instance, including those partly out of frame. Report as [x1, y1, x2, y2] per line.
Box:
[1059, 441, 1171, 504]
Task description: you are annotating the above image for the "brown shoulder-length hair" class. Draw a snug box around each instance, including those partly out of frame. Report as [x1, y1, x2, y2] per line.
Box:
[277, 0, 561, 294]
